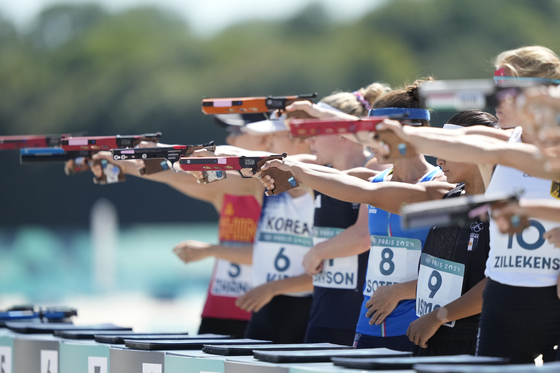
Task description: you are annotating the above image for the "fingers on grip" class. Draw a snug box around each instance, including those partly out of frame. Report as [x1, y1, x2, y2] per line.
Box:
[262, 169, 299, 196]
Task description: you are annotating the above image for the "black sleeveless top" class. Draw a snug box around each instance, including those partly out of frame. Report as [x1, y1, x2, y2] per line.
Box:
[421, 183, 490, 340]
[307, 190, 369, 330]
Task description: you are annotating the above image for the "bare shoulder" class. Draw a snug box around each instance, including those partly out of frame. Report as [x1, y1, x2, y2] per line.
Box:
[343, 167, 381, 181]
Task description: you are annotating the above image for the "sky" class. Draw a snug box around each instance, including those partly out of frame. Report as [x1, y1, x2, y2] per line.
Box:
[0, 0, 386, 36]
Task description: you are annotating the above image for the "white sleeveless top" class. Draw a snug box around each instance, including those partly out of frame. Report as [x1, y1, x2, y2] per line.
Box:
[252, 192, 315, 297]
[485, 127, 560, 287]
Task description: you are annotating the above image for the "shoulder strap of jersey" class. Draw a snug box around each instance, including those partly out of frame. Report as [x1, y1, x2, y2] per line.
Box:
[443, 183, 466, 199]
[419, 166, 442, 183]
[372, 168, 393, 183]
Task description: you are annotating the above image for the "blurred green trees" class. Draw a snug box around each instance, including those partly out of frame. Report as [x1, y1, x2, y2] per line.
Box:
[1, 0, 559, 225]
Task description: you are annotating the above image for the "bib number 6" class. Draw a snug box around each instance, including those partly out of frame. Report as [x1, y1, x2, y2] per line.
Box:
[274, 248, 290, 272]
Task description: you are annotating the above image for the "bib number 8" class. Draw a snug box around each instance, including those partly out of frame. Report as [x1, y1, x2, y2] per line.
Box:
[274, 248, 290, 272]
[379, 248, 395, 276]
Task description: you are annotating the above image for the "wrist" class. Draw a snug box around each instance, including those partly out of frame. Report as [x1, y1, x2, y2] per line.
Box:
[400, 126, 415, 142]
[206, 245, 219, 258]
[309, 245, 325, 262]
[267, 280, 283, 296]
[434, 306, 449, 325]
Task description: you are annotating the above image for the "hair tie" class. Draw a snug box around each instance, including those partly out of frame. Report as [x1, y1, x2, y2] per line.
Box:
[353, 91, 372, 111]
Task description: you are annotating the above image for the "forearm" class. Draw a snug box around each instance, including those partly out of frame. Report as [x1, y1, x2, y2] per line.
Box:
[289, 162, 448, 212]
[392, 280, 417, 301]
[214, 145, 271, 157]
[435, 278, 486, 324]
[520, 199, 560, 223]
[209, 244, 253, 265]
[289, 162, 379, 205]
[404, 127, 557, 180]
[313, 206, 371, 260]
[267, 273, 314, 295]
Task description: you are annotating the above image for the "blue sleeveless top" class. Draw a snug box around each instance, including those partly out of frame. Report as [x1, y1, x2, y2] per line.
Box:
[355, 167, 440, 337]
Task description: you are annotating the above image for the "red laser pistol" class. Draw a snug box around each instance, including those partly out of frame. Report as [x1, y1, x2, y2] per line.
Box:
[288, 116, 388, 138]
[288, 116, 416, 160]
[178, 153, 298, 196]
[111, 141, 216, 175]
[201, 93, 317, 115]
[19, 132, 163, 185]
[0, 134, 67, 150]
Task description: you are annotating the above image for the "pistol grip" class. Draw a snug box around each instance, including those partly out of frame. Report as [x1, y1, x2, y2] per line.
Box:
[140, 159, 169, 175]
[263, 169, 298, 196]
[376, 129, 417, 162]
[490, 200, 530, 235]
[92, 159, 126, 185]
[198, 170, 228, 184]
[64, 158, 91, 175]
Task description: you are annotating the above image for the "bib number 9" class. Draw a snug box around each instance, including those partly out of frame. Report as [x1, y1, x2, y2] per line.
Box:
[428, 270, 442, 298]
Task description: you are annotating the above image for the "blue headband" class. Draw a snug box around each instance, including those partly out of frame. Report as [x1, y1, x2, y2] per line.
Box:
[368, 107, 430, 121]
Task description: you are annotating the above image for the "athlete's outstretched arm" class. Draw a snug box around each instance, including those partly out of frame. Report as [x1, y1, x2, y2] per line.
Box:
[173, 241, 253, 265]
[303, 204, 370, 275]
[406, 278, 487, 348]
[259, 159, 453, 213]
[92, 151, 263, 209]
[493, 199, 560, 224]
[235, 274, 313, 312]
[376, 120, 560, 182]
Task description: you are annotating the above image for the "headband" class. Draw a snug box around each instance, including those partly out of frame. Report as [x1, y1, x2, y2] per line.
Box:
[493, 67, 560, 85]
[316, 101, 346, 114]
[368, 107, 430, 121]
[353, 91, 372, 111]
[442, 123, 463, 130]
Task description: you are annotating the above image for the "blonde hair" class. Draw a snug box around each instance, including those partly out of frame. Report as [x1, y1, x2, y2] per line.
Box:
[494, 46, 560, 80]
[320, 82, 391, 116]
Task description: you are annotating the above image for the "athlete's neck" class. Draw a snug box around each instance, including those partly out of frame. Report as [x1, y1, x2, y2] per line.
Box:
[389, 155, 434, 183]
[463, 174, 486, 195]
[332, 148, 371, 171]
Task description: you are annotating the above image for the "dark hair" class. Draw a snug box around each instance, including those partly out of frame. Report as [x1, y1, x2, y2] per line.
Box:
[446, 110, 501, 129]
[372, 78, 433, 126]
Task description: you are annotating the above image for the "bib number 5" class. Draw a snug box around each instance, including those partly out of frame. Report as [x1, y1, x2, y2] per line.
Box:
[228, 263, 241, 278]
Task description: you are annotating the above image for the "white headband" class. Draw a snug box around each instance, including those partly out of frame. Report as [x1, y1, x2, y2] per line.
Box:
[316, 101, 346, 115]
[442, 123, 463, 130]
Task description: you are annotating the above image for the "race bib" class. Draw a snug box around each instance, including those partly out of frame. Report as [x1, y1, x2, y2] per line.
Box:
[210, 242, 253, 297]
[252, 231, 313, 287]
[312, 227, 359, 289]
[364, 235, 421, 297]
[416, 253, 464, 327]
